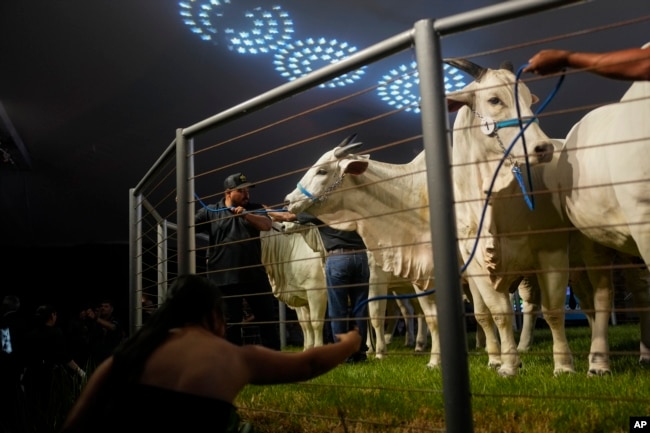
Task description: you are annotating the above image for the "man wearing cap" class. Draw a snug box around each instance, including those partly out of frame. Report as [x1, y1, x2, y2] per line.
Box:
[195, 172, 281, 350]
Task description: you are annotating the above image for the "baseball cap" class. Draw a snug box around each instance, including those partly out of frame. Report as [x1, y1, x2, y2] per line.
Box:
[224, 172, 256, 190]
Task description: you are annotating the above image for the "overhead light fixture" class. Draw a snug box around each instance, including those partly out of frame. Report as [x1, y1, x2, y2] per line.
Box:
[273, 38, 366, 88]
[179, 2, 467, 112]
[178, 0, 232, 44]
[377, 62, 467, 114]
[225, 6, 294, 54]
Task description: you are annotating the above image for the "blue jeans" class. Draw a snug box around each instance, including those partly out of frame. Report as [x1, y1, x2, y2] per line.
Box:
[325, 251, 370, 352]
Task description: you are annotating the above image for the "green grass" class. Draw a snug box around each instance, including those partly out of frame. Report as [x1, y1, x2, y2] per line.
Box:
[236, 323, 650, 433]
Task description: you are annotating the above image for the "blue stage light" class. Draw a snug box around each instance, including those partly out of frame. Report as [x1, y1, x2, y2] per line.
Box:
[273, 38, 366, 88]
[377, 62, 467, 114]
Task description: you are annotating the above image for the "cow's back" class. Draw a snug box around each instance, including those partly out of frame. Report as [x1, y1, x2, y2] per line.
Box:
[559, 80, 650, 257]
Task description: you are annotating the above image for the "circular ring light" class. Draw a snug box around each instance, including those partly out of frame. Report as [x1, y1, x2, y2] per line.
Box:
[178, 0, 232, 44]
[225, 5, 294, 54]
[273, 37, 366, 88]
[377, 62, 468, 114]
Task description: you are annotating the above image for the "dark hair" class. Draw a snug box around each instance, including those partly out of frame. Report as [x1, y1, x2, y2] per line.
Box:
[1, 295, 20, 315]
[111, 274, 225, 384]
[34, 305, 56, 325]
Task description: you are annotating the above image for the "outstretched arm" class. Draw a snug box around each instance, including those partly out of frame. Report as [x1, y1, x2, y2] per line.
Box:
[523, 47, 650, 81]
[244, 330, 362, 385]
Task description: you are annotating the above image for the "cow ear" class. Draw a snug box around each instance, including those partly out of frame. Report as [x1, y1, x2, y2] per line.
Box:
[531, 93, 540, 104]
[341, 159, 369, 176]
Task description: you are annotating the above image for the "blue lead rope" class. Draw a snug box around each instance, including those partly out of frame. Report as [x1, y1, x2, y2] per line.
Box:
[512, 165, 534, 210]
[194, 193, 288, 213]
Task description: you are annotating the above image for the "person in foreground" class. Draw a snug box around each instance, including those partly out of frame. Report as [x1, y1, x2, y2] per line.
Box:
[60, 274, 362, 433]
[523, 44, 650, 81]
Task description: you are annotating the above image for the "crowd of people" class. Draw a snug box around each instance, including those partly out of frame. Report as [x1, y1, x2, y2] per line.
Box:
[0, 295, 125, 433]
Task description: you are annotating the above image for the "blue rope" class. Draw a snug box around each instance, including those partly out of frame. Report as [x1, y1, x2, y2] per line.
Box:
[194, 192, 289, 214]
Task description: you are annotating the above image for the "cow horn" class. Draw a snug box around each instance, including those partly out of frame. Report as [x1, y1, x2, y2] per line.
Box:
[334, 134, 363, 158]
[443, 57, 486, 82]
[500, 61, 514, 72]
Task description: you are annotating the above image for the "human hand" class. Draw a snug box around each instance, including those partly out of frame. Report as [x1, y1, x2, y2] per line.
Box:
[334, 330, 362, 348]
[523, 49, 571, 76]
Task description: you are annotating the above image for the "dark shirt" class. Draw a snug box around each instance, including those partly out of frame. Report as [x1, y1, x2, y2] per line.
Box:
[23, 324, 72, 369]
[88, 383, 240, 433]
[195, 198, 270, 285]
[296, 213, 366, 252]
[89, 316, 124, 364]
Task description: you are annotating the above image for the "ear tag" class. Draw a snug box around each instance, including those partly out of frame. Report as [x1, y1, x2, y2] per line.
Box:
[481, 117, 496, 136]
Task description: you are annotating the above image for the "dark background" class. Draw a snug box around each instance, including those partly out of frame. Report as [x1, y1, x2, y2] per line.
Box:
[2, 243, 129, 332]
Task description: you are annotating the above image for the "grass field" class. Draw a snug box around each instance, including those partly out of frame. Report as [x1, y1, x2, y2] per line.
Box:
[236, 323, 650, 433]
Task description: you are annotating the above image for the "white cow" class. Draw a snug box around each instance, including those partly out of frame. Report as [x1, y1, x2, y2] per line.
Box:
[277, 219, 428, 358]
[260, 222, 328, 350]
[285, 135, 447, 369]
[284, 60, 577, 375]
[446, 57, 575, 376]
[555, 67, 650, 371]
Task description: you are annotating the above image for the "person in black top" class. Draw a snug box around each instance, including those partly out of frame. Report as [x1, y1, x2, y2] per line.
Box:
[269, 211, 370, 363]
[195, 173, 280, 350]
[60, 274, 361, 433]
[87, 299, 124, 366]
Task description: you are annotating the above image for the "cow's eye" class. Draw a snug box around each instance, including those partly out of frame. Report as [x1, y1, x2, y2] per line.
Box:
[316, 169, 327, 176]
[488, 97, 501, 106]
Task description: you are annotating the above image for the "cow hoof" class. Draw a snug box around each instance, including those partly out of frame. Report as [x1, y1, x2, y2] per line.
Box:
[487, 360, 501, 370]
[553, 367, 576, 377]
[587, 368, 612, 377]
[497, 366, 517, 377]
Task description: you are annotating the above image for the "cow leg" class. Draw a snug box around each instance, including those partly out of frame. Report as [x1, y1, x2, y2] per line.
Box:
[516, 277, 541, 352]
[467, 280, 505, 371]
[294, 306, 315, 350]
[573, 235, 615, 375]
[393, 294, 416, 347]
[413, 301, 429, 352]
[369, 296, 388, 359]
[621, 261, 650, 364]
[537, 250, 575, 376]
[414, 289, 440, 369]
[382, 299, 399, 346]
[308, 289, 328, 348]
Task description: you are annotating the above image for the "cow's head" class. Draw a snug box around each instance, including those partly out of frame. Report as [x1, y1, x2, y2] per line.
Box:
[445, 57, 555, 167]
[285, 134, 369, 215]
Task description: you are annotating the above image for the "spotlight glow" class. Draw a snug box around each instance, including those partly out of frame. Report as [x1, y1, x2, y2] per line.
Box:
[224, 6, 294, 54]
[273, 38, 365, 88]
[377, 62, 467, 114]
[178, 0, 232, 44]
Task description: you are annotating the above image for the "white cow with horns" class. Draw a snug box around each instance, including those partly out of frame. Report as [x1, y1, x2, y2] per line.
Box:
[284, 58, 579, 375]
[285, 133, 453, 370]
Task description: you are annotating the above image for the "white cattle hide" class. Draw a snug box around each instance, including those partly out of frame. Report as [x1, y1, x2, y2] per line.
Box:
[260, 223, 327, 350]
[555, 68, 650, 372]
[446, 58, 577, 376]
[279, 220, 428, 358]
[285, 143, 445, 368]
